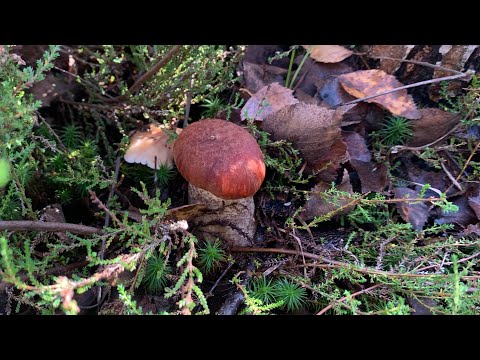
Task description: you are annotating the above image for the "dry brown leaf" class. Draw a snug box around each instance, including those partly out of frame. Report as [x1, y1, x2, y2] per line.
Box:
[393, 187, 429, 231]
[343, 131, 388, 193]
[406, 108, 460, 147]
[468, 194, 480, 220]
[243, 45, 287, 65]
[351, 160, 388, 193]
[241, 61, 285, 93]
[369, 45, 414, 74]
[124, 125, 181, 169]
[405, 159, 447, 197]
[338, 69, 421, 119]
[241, 82, 298, 121]
[436, 195, 477, 226]
[429, 45, 479, 101]
[342, 131, 371, 162]
[303, 45, 353, 63]
[301, 170, 354, 221]
[467, 187, 480, 221]
[294, 88, 320, 105]
[166, 204, 208, 221]
[294, 56, 353, 98]
[318, 77, 355, 107]
[318, 78, 379, 126]
[262, 103, 351, 182]
[460, 224, 480, 236]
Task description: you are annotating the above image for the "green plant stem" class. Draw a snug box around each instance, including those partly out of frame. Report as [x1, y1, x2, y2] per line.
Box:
[106, 45, 183, 103]
[230, 247, 480, 280]
[289, 47, 312, 89]
[316, 283, 382, 315]
[285, 48, 296, 88]
[8, 160, 35, 219]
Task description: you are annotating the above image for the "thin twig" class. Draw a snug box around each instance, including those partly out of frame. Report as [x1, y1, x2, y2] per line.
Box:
[415, 251, 480, 272]
[390, 123, 461, 154]
[107, 45, 183, 103]
[440, 161, 463, 191]
[183, 76, 194, 128]
[89, 191, 124, 228]
[97, 156, 122, 306]
[291, 229, 308, 278]
[230, 247, 480, 280]
[445, 141, 480, 194]
[317, 283, 382, 315]
[0, 220, 102, 235]
[367, 55, 465, 75]
[207, 261, 234, 297]
[36, 113, 68, 152]
[338, 73, 468, 107]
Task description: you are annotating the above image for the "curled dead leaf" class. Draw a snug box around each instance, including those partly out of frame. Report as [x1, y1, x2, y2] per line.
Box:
[303, 45, 353, 63]
[460, 224, 480, 236]
[338, 69, 421, 119]
[241, 82, 298, 121]
[301, 170, 354, 221]
[294, 56, 354, 98]
[393, 187, 429, 231]
[124, 124, 181, 169]
[262, 103, 350, 182]
[407, 108, 460, 147]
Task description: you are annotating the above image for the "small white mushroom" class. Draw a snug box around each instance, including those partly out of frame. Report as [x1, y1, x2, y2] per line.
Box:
[124, 124, 181, 169]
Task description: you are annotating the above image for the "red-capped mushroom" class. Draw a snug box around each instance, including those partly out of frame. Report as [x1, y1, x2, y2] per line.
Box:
[173, 119, 266, 247]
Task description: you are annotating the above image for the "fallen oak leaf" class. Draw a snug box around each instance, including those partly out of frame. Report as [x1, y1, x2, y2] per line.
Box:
[338, 69, 421, 119]
[241, 82, 298, 121]
[303, 45, 353, 63]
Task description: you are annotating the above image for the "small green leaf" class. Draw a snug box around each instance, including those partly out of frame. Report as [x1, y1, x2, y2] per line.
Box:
[0, 159, 11, 188]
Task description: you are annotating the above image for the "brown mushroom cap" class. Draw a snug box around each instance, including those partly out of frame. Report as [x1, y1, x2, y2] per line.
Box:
[173, 119, 266, 200]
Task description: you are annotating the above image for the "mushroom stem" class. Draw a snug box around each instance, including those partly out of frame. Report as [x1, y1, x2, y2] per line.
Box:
[188, 184, 256, 247]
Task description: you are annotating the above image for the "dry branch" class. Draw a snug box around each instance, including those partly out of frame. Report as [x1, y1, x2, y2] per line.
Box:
[0, 221, 102, 235]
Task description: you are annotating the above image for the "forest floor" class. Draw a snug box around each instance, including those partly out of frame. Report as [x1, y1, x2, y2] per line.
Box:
[1, 45, 480, 315]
